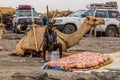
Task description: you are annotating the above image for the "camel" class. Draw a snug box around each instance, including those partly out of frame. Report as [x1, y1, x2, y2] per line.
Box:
[0, 23, 5, 50]
[11, 16, 105, 56]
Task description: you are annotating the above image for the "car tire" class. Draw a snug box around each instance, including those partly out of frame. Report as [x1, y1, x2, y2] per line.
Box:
[105, 26, 117, 37]
[62, 24, 76, 34]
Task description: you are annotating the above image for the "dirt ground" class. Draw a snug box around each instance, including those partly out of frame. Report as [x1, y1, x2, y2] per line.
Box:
[0, 33, 120, 79]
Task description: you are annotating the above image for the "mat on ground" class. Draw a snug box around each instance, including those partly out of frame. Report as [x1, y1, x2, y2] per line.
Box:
[42, 52, 112, 71]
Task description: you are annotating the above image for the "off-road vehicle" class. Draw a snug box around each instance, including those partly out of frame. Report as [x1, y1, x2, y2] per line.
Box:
[12, 5, 43, 33]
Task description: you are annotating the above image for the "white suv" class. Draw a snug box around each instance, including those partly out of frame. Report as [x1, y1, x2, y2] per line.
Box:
[53, 9, 120, 37]
[12, 5, 43, 33]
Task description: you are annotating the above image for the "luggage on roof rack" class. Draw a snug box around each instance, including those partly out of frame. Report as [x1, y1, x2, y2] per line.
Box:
[86, 1, 118, 9]
[17, 5, 34, 10]
[19, 5, 31, 9]
[105, 2, 117, 7]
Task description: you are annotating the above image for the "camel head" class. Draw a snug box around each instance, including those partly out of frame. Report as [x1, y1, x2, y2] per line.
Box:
[84, 16, 105, 27]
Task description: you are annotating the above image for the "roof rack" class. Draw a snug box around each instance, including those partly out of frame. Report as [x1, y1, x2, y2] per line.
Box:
[86, 2, 118, 10]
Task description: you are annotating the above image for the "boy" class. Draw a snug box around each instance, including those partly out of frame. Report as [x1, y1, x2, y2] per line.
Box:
[43, 22, 62, 62]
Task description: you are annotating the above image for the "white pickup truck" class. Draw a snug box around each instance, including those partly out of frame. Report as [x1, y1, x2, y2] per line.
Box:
[53, 9, 120, 37]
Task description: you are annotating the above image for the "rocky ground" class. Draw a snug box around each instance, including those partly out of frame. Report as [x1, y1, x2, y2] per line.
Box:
[0, 33, 120, 80]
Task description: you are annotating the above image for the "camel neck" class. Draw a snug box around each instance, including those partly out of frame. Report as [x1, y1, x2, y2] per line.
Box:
[65, 23, 92, 48]
[55, 22, 92, 48]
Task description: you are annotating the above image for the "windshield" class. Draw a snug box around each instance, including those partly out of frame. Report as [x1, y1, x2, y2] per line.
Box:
[68, 10, 86, 17]
[17, 10, 39, 17]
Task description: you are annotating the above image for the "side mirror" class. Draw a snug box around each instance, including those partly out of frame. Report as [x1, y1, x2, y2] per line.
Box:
[81, 14, 86, 17]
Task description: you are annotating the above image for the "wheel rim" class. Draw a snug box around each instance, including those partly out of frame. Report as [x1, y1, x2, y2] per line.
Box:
[64, 28, 74, 34]
[107, 29, 116, 37]
[63, 26, 75, 34]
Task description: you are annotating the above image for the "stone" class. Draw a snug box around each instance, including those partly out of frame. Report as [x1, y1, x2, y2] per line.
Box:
[86, 74, 100, 80]
[96, 72, 105, 79]
[115, 71, 120, 75]
[103, 71, 117, 80]
[11, 70, 48, 80]
[73, 76, 86, 80]
[11, 72, 25, 80]
[72, 73, 87, 80]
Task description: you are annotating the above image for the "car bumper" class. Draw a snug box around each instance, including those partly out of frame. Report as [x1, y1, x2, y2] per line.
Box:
[53, 24, 65, 32]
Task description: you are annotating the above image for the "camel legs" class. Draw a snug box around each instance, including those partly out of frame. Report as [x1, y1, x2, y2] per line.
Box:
[90, 27, 96, 37]
[93, 27, 96, 37]
[0, 25, 4, 50]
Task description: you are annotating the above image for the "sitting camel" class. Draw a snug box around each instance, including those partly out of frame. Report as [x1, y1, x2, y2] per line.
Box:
[11, 16, 105, 56]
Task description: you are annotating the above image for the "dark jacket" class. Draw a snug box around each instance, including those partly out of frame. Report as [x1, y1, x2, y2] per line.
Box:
[44, 29, 57, 47]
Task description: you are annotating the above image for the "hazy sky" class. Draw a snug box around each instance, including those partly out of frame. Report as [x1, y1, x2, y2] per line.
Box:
[0, 0, 119, 13]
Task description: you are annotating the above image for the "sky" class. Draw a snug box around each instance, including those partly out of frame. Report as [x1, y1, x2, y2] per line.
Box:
[0, 0, 120, 13]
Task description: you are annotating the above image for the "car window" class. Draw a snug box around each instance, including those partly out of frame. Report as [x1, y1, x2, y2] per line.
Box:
[108, 11, 119, 18]
[83, 10, 95, 16]
[118, 14, 120, 18]
[68, 10, 86, 17]
[95, 10, 108, 18]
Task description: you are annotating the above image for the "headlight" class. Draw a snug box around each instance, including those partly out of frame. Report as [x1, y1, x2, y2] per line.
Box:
[52, 19, 56, 24]
[55, 19, 63, 24]
[35, 18, 41, 23]
[18, 19, 25, 24]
